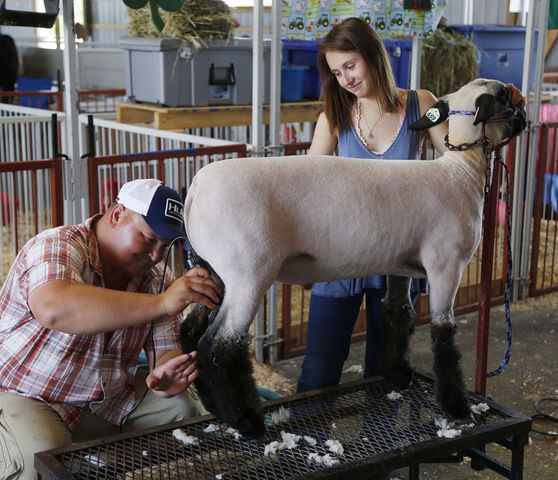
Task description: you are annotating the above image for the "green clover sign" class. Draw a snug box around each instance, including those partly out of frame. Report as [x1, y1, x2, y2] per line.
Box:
[123, 0, 185, 31]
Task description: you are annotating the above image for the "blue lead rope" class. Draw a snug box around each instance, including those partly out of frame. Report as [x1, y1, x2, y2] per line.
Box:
[487, 154, 513, 377]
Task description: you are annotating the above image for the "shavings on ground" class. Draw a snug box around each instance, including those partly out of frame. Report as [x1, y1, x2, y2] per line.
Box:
[142, 450, 149, 457]
[271, 406, 291, 425]
[215, 475, 223, 479]
[307, 452, 339, 466]
[343, 364, 364, 374]
[203, 423, 220, 433]
[172, 429, 199, 446]
[325, 439, 344, 456]
[387, 391, 403, 401]
[251, 359, 294, 395]
[470, 402, 490, 414]
[331, 422, 337, 429]
[303, 435, 317, 446]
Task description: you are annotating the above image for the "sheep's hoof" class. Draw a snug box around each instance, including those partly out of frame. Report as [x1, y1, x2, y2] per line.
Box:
[381, 362, 415, 389]
[438, 387, 471, 420]
[234, 409, 266, 441]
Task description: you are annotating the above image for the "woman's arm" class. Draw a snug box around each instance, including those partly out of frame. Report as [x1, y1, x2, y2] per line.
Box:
[308, 112, 338, 155]
[416, 89, 449, 155]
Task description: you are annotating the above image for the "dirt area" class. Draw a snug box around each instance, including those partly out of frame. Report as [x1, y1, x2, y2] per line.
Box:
[255, 290, 558, 479]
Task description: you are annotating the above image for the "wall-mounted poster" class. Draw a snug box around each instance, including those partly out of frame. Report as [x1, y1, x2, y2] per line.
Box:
[281, 0, 446, 40]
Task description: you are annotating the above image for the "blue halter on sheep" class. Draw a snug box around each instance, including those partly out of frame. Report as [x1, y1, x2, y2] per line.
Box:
[180, 79, 527, 439]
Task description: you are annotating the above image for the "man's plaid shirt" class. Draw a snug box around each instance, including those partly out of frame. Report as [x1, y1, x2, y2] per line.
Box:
[0, 215, 181, 429]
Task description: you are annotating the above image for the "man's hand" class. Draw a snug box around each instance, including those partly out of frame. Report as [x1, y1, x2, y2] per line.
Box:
[161, 267, 221, 317]
[146, 351, 198, 397]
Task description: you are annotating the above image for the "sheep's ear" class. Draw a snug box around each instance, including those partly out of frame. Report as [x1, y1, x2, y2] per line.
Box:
[409, 99, 449, 130]
[473, 93, 497, 125]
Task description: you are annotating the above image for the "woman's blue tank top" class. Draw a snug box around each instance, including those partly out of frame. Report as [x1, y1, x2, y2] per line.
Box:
[312, 90, 423, 298]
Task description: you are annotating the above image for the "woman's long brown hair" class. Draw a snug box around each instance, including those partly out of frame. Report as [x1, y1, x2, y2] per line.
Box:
[317, 17, 402, 134]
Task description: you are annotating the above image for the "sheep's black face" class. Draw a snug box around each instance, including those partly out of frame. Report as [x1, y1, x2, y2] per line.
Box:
[181, 306, 266, 440]
[474, 83, 527, 140]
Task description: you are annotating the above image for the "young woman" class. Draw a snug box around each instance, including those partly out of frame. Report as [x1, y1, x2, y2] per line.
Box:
[297, 17, 448, 394]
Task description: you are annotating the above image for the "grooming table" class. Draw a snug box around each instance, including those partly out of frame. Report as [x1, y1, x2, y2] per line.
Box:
[35, 371, 531, 480]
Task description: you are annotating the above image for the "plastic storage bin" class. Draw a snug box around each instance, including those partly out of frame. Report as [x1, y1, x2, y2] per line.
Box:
[16, 75, 52, 109]
[120, 37, 270, 107]
[281, 65, 307, 102]
[383, 39, 412, 89]
[281, 38, 412, 100]
[448, 24, 537, 90]
[282, 39, 320, 99]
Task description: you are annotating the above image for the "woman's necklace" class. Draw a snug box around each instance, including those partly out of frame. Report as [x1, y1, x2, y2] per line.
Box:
[360, 101, 384, 142]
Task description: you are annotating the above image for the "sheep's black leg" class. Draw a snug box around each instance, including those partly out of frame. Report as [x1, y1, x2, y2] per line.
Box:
[196, 326, 265, 439]
[379, 275, 415, 388]
[180, 305, 221, 418]
[180, 304, 211, 353]
[180, 305, 265, 439]
[431, 319, 470, 419]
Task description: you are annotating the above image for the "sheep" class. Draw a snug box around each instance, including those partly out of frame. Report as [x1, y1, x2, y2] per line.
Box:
[180, 78, 527, 439]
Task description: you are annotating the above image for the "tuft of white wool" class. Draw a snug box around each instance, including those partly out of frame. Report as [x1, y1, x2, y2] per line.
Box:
[263, 431, 302, 457]
[279, 431, 301, 449]
[307, 452, 340, 467]
[434, 417, 474, 439]
[172, 429, 199, 446]
[470, 402, 490, 414]
[387, 391, 403, 401]
[271, 407, 291, 425]
[303, 435, 317, 446]
[264, 441, 281, 457]
[325, 439, 344, 456]
[226, 427, 242, 441]
[203, 423, 220, 433]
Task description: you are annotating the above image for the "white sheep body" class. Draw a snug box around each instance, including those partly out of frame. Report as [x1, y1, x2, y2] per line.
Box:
[185, 152, 482, 332]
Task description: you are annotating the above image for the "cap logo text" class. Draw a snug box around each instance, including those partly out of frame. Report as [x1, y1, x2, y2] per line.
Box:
[165, 198, 184, 223]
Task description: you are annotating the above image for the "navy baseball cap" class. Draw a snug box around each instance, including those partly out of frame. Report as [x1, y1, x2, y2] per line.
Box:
[116, 179, 185, 241]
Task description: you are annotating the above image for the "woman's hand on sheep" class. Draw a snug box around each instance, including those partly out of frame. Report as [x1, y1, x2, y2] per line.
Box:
[161, 267, 221, 317]
[146, 351, 198, 397]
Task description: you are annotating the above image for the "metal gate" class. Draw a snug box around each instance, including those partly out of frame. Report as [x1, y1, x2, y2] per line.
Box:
[529, 122, 558, 296]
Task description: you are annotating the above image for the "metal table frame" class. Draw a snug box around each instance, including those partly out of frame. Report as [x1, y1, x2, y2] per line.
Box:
[35, 371, 531, 480]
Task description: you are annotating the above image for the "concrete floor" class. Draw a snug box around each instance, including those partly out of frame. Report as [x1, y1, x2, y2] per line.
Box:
[270, 291, 558, 479]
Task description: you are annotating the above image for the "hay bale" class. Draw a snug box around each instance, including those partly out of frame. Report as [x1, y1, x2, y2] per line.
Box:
[127, 0, 234, 48]
[421, 28, 478, 98]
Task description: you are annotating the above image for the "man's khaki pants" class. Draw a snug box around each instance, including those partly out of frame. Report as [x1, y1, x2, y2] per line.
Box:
[0, 368, 202, 480]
